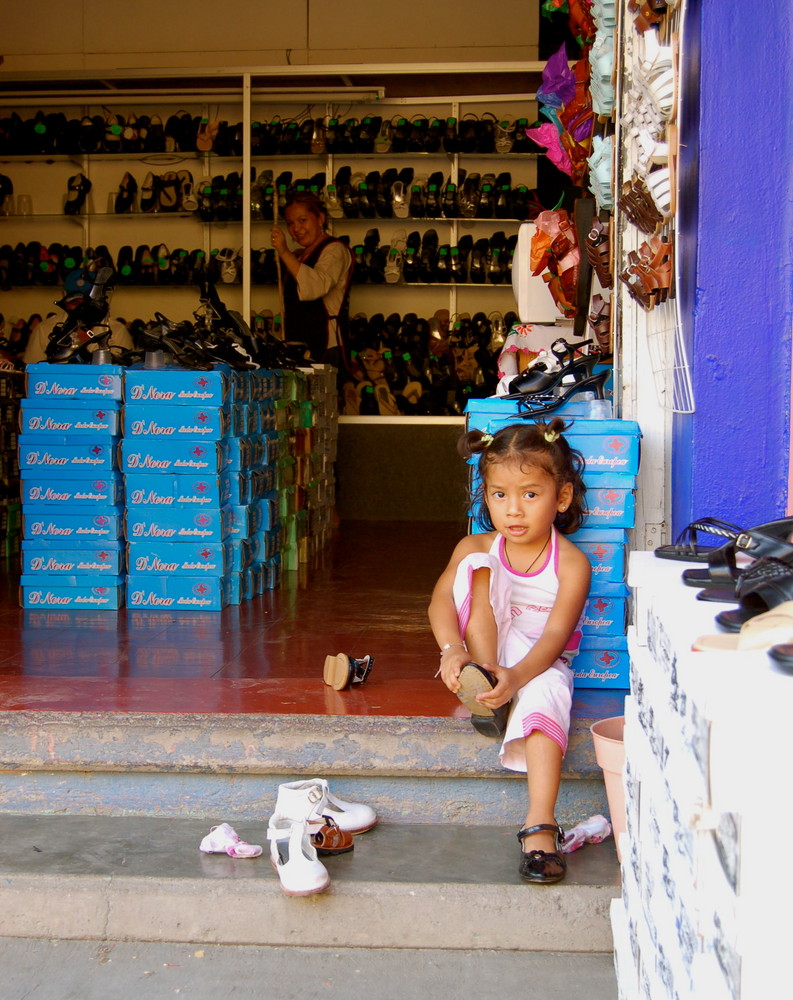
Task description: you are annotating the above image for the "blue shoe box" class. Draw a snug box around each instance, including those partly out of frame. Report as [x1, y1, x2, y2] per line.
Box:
[119, 439, 226, 475]
[259, 492, 279, 531]
[224, 435, 267, 471]
[127, 540, 230, 576]
[251, 526, 282, 562]
[581, 473, 636, 528]
[124, 366, 230, 406]
[126, 506, 232, 543]
[22, 539, 125, 576]
[464, 402, 641, 476]
[225, 468, 274, 505]
[227, 537, 255, 573]
[225, 567, 256, 606]
[126, 574, 228, 611]
[572, 635, 630, 689]
[232, 402, 260, 437]
[23, 505, 125, 541]
[581, 583, 630, 636]
[265, 553, 282, 590]
[20, 473, 124, 506]
[224, 502, 263, 538]
[20, 575, 125, 610]
[20, 400, 122, 436]
[125, 473, 230, 508]
[569, 527, 629, 583]
[19, 436, 120, 472]
[124, 403, 230, 440]
[230, 371, 252, 403]
[25, 362, 124, 402]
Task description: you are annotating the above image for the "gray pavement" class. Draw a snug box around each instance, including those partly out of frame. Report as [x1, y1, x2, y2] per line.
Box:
[0, 938, 617, 999]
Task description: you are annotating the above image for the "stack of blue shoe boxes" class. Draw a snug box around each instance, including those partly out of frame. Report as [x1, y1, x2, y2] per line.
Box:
[223, 367, 280, 602]
[249, 368, 284, 591]
[18, 362, 126, 609]
[121, 365, 233, 611]
[465, 396, 640, 689]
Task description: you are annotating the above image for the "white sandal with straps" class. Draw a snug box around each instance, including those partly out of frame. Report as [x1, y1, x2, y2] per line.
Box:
[267, 815, 330, 896]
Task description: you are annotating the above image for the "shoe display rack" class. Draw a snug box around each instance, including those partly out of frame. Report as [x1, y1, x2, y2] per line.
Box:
[0, 83, 556, 374]
[613, 0, 692, 416]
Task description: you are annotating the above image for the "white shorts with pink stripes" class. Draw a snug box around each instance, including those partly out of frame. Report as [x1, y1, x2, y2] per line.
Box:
[452, 549, 574, 772]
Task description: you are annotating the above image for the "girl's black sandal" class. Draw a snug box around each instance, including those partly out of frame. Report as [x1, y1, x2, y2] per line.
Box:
[517, 824, 567, 884]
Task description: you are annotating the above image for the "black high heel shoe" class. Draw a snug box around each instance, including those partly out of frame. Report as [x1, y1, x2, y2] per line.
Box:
[513, 369, 611, 419]
[45, 266, 115, 363]
[503, 339, 599, 399]
[64, 173, 91, 215]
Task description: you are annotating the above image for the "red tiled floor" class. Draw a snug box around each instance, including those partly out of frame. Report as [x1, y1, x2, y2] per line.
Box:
[0, 521, 468, 716]
[0, 520, 627, 720]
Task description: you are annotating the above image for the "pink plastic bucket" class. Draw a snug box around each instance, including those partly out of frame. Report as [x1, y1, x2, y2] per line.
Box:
[590, 716, 626, 861]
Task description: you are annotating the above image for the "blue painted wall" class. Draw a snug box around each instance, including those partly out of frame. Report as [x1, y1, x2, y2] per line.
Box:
[672, 1, 793, 532]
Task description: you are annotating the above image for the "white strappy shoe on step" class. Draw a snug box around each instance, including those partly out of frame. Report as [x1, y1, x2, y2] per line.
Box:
[267, 815, 330, 896]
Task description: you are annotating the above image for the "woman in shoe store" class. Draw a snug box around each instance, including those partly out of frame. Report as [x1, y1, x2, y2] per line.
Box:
[270, 191, 354, 365]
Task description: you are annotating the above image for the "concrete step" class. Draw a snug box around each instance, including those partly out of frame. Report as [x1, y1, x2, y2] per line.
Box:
[0, 697, 618, 827]
[0, 938, 619, 1000]
[0, 815, 620, 953]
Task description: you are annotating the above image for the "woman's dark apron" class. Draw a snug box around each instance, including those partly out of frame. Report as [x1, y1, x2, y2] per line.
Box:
[281, 236, 354, 365]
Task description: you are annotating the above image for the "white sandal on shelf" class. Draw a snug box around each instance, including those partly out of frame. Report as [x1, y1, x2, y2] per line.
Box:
[274, 777, 377, 834]
[199, 822, 263, 859]
[646, 166, 672, 217]
[267, 815, 330, 896]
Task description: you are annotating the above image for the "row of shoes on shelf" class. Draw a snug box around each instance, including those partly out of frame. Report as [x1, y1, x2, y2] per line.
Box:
[0, 109, 546, 159]
[313, 113, 544, 156]
[342, 308, 513, 416]
[319, 166, 546, 222]
[0, 110, 244, 158]
[0, 233, 526, 290]
[0, 241, 217, 289]
[51, 164, 548, 225]
[62, 169, 238, 219]
[351, 228, 518, 286]
[0, 241, 95, 289]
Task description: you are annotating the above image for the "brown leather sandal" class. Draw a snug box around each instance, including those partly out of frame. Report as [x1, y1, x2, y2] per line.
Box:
[311, 816, 355, 855]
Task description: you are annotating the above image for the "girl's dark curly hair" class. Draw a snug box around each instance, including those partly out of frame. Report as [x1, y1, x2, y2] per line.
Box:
[459, 416, 588, 534]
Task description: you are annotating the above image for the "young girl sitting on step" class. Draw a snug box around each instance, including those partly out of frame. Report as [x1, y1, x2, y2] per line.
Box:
[428, 417, 591, 884]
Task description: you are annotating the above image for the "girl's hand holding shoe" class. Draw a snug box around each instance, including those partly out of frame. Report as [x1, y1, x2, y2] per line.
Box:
[474, 663, 519, 710]
[438, 646, 470, 693]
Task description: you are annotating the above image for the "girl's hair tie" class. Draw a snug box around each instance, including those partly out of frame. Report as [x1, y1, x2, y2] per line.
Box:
[543, 429, 560, 443]
[480, 433, 494, 447]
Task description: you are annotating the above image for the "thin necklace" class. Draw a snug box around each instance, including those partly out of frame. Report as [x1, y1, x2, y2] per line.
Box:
[505, 531, 551, 575]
